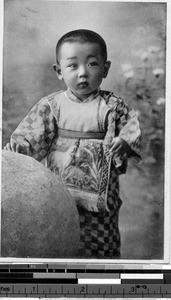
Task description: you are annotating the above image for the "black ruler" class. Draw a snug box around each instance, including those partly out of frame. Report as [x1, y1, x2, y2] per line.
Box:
[0, 264, 170, 298]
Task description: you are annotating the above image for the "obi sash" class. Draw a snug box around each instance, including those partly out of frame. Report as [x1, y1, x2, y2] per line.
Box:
[58, 128, 105, 139]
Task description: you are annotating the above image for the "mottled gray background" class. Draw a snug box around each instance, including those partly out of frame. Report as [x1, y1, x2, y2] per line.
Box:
[2, 0, 166, 259]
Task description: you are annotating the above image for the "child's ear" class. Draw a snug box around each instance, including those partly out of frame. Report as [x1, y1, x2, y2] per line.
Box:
[103, 61, 111, 78]
[53, 64, 63, 80]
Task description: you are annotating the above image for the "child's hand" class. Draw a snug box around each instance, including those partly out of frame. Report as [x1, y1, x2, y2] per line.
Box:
[107, 137, 130, 157]
[4, 141, 30, 154]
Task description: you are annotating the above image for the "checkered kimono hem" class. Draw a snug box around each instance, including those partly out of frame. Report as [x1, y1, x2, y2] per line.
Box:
[77, 206, 121, 258]
[76, 166, 122, 259]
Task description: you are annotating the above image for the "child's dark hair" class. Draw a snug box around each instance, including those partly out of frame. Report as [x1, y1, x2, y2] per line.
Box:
[56, 29, 108, 63]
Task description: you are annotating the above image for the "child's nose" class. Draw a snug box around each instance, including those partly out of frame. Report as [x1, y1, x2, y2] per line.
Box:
[78, 65, 88, 77]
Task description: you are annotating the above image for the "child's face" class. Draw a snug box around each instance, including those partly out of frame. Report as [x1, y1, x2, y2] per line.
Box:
[54, 42, 111, 100]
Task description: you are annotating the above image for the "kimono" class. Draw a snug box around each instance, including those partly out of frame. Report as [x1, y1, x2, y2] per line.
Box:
[10, 88, 142, 258]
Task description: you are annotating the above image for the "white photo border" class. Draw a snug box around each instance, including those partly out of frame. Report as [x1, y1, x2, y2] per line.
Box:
[0, 0, 170, 266]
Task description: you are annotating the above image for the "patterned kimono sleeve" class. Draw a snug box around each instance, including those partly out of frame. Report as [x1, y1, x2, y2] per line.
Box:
[10, 95, 57, 162]
[114, 97, 142, 163]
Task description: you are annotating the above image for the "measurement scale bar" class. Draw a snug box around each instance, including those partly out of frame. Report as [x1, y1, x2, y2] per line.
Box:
[78, 278, 121, 284]
[0, 265, 171, 298]
[121, 273, 164, 279]
[0, 278, 78, 284]
[33, 273, 76, 279]
[77, 273, 120, 278]
[34, 273, 120, 279]
[0, 283, 171, 297]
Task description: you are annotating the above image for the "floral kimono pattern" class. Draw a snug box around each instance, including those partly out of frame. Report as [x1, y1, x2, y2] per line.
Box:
[10, 89, 142, 258]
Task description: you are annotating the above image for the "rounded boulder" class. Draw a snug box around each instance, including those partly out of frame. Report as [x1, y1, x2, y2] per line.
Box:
[1, 150, 80, 258]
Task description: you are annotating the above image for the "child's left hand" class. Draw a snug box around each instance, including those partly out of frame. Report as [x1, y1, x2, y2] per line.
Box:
[107, 137, 130, 157]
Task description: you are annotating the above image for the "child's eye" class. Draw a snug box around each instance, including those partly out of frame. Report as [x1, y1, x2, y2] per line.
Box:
[68, 64, 77, 69]
[89, 62, 98, 67]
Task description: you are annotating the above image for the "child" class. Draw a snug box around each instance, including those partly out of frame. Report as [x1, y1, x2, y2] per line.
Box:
[4, 29, 142, 259]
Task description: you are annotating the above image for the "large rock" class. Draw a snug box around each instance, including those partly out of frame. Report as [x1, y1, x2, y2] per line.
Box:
[1, 150, 80, 258]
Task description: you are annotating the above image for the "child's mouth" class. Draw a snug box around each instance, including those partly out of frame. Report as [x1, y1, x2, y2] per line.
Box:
[78, 82, 88, 89]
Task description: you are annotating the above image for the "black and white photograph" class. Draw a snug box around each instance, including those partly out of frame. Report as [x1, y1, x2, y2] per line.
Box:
[0, 0, 170, 262]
